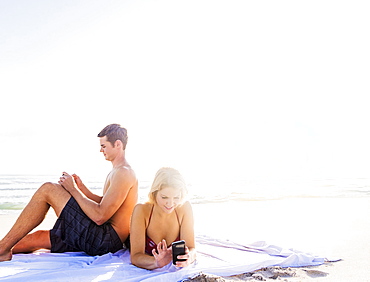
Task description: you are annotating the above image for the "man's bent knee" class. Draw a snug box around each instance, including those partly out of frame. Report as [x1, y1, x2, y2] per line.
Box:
[38, 182, 68, 197]
[37, 182, 71, 216]
[39, 182, 61, 192]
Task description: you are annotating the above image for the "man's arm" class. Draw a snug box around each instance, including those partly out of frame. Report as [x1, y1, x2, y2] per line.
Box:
[72, 174, 102, 203]
[60, 169, 134, 225]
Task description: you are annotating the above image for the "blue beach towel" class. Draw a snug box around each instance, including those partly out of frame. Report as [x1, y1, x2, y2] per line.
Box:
[0, 235, 335, 281]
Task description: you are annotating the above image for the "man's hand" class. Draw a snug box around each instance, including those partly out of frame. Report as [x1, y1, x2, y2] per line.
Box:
[58, 172, 76, 193]
[72, 174, 84, 190]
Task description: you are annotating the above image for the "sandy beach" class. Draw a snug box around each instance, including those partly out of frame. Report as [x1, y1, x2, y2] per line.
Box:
[1, 197, 369, 281]
[192, 197, 370, 281]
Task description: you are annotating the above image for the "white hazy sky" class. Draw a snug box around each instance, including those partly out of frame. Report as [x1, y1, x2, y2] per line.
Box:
[0, 0, 369, 183]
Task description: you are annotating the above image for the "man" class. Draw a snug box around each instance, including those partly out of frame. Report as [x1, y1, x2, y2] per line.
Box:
[0, 124, 138, 261]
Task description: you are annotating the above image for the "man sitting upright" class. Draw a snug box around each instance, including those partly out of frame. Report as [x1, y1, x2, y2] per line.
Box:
[0, 124, 138, 261]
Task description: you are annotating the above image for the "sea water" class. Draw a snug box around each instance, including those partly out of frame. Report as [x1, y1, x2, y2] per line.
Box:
[1, 174, 369, 256]
[1, 174, 369, 214]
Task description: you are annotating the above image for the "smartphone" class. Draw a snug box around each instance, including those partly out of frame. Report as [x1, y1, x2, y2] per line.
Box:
[171, 240, 186, 265]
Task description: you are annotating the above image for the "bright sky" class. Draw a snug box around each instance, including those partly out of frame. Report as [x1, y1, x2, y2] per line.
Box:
[0, 1, 369, 184]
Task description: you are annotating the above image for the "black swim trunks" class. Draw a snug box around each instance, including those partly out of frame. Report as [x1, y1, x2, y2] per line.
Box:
[50, 197, 123, 256]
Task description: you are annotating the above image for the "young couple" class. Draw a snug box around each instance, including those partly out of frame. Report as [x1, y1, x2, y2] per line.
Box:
[0, 124, 196, 270]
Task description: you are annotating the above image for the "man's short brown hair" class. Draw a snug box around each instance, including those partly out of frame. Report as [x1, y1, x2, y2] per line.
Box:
[97, 124, 128, 150]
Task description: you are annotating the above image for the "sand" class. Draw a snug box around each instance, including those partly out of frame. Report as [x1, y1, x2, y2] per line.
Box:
[191, 197, 370, 281]
[1, 197, 369, 281]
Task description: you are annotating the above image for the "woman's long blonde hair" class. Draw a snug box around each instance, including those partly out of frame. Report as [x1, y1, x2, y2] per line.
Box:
[148, 167, 187, 204]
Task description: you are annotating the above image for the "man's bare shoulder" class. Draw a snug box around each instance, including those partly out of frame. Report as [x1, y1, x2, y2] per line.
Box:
[109, 165, 137, 182]
[103, 165, 137, 194]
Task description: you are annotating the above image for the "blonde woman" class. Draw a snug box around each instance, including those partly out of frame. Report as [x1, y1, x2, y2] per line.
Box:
[130, 167, 196, 270]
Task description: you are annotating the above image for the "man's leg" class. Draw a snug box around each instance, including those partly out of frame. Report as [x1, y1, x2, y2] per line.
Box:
[11, 230, 51, 253]
[0, 182, 71, 261]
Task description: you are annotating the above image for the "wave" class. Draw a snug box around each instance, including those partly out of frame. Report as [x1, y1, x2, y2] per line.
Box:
[1, 175, 370, 211]
[0, 202, 26, 210]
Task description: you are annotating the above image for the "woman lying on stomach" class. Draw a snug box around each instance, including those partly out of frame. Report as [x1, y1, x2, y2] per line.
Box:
[130, 167, 196, 270]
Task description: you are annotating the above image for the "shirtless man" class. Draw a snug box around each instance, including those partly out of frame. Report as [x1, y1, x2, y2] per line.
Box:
[0, 124, 138, 261]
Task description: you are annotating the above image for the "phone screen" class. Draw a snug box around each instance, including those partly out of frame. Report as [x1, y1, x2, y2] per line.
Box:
[171, 240, 186, 265]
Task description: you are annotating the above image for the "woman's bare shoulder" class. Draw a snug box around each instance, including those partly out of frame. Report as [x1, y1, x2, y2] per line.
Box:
[176, 201, 193, 214]
[133, 202, 153, 215]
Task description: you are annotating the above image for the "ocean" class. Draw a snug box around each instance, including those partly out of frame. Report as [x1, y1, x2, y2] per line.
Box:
[1, 174, 369, 215]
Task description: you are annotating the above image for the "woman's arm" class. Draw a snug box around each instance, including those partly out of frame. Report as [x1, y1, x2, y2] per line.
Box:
[176, 201, 197, 267]
[130, 204, 172, 270]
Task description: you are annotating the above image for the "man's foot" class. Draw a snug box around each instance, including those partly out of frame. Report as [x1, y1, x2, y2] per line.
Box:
[0, 250, 12, 262]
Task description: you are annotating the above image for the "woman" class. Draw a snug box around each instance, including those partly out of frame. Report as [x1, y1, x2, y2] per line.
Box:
[130, 167, 196, 270]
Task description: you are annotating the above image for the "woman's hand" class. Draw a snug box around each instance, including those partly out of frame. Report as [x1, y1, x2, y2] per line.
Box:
[152, 240, 172, 268]
[175, 246, 196, 268]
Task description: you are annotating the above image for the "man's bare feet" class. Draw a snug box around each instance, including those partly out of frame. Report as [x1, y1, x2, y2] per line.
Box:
[0, 249, 12, 262]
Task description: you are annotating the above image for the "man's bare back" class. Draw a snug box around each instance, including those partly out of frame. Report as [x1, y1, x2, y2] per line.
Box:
[104, 165, 138, 241]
